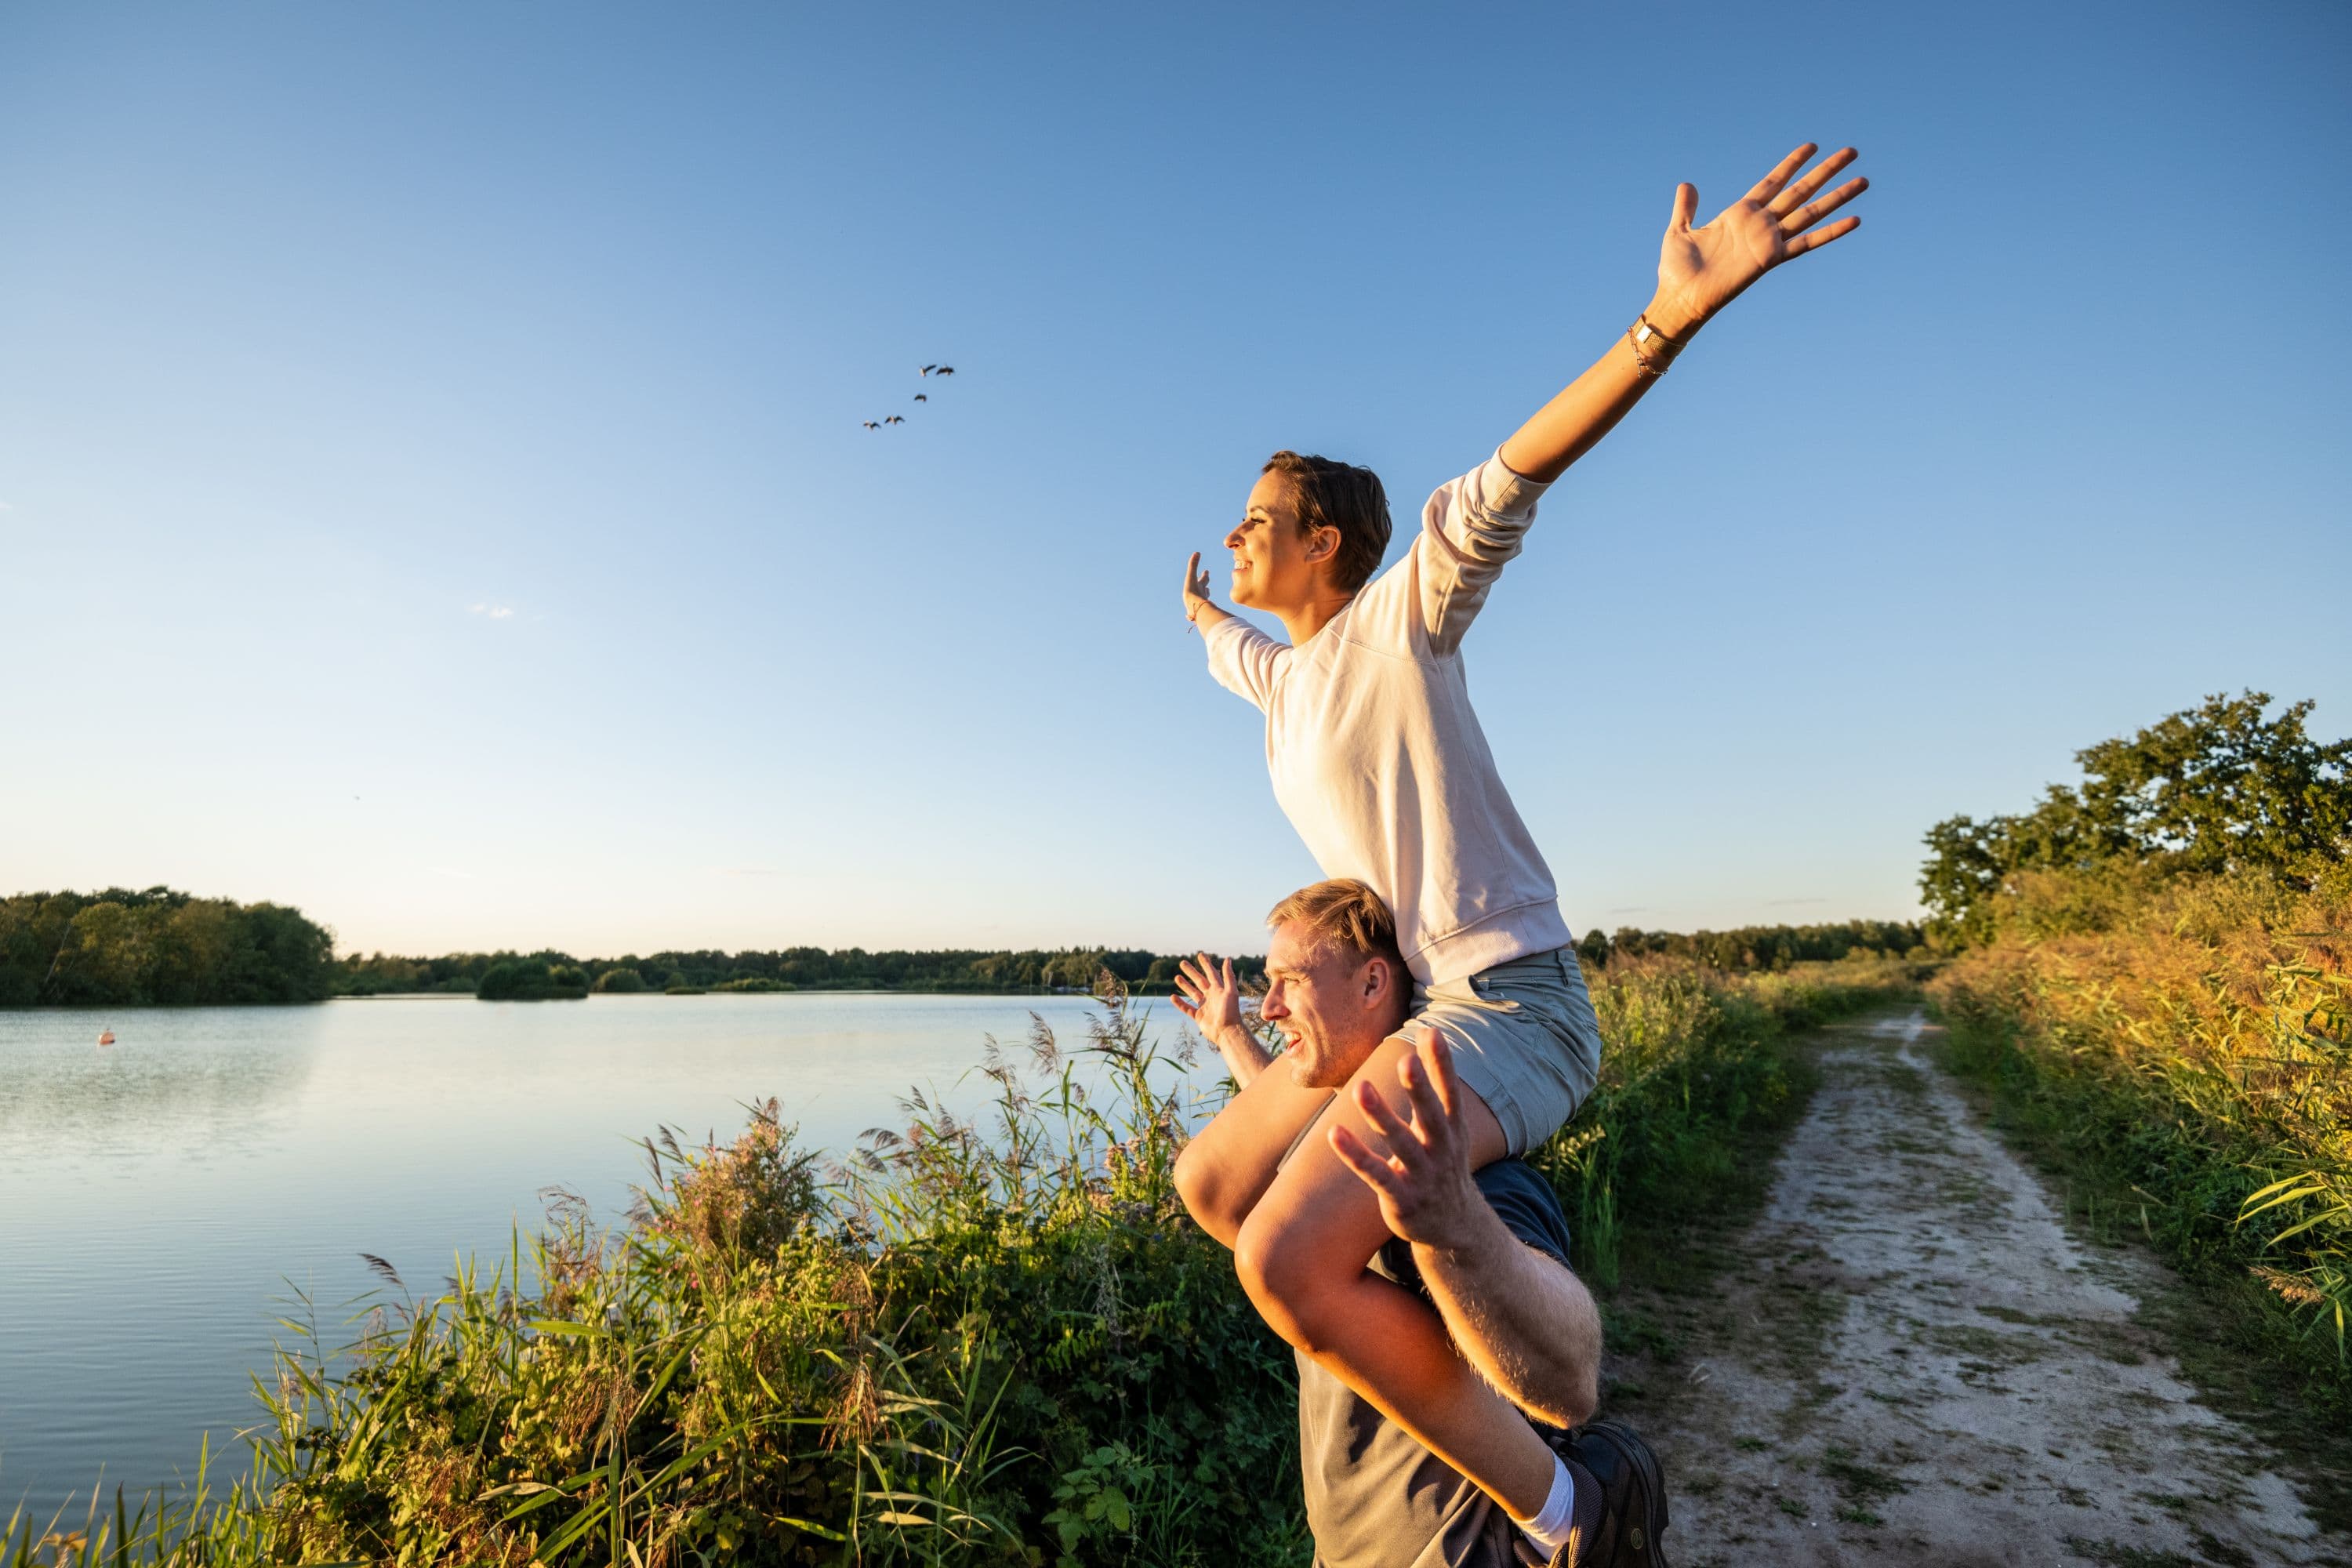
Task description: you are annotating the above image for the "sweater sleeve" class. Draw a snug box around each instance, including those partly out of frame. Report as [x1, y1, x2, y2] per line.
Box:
[1201, 614, 1287, 712]
[1415, 451, 1554, 657]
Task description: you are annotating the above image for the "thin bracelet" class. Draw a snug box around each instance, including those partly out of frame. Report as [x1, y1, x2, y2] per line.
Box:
[1625, 313, 1687, 378]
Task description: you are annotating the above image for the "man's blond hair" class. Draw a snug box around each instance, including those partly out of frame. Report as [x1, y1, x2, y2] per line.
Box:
[1265, 878, 1404, 968]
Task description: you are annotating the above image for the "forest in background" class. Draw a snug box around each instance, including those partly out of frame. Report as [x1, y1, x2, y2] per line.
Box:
[0, 894, 1922, 1007]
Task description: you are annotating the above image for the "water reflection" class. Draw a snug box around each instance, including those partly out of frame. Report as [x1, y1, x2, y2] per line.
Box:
[0, 1008, 325, 1156]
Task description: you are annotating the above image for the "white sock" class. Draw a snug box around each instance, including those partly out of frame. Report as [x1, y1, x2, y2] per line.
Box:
[1512, 1454, 1577, 1558]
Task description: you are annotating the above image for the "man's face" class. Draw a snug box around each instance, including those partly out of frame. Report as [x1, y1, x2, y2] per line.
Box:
[1260, 922, 1404, 1089]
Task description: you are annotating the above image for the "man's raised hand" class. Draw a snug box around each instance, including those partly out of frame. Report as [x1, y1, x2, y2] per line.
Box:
[1655, 143, 1868, 328]
[1329, 1029, 1489, 1250]
[1172, 952, 1243, 1039]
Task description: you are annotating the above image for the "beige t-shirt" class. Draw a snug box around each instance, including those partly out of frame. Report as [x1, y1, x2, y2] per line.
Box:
[1203, 453, 1573, 985]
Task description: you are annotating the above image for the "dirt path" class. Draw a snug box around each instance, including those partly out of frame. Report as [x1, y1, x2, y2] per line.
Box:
[1606, 1009, 2344, 1568]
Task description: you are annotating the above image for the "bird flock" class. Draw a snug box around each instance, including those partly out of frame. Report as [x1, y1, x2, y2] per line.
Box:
[862, 363, 955, 430]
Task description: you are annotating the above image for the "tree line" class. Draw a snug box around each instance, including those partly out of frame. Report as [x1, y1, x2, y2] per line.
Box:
[1580, 918, 1925, 972]
[332, 946, 1232, 1000]
[2, 890, 1955, 1010]
[0, 887, 335, 1006]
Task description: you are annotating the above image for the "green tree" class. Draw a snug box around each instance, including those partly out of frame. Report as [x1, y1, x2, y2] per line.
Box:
[1920, 691, 2351, 942]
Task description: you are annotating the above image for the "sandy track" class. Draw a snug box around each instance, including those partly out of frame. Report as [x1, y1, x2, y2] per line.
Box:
[1606, 1009, 2344, 1567]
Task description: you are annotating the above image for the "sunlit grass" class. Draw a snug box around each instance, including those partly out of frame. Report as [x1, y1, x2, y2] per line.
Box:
[12, 959, 1914, 1566]
[1932, 862, 2352, 1372]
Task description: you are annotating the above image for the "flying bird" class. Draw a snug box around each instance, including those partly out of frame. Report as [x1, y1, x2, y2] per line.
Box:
[884, 415, 906, 424]
[933, 366, 955, 376]
[913, 394, 927, 402]
[920, 364, 938, 376]
[862, 420, 881, 430]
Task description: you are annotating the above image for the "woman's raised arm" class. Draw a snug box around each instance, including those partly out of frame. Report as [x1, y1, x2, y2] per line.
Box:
[1497, 143, 1868, 485]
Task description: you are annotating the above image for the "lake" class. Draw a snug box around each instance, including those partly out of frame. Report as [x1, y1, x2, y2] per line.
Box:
[0, 991, 1209, 1520]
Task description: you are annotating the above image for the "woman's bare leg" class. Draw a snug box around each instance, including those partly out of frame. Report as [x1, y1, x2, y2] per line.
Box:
[1230, 1029, 1555, 1516]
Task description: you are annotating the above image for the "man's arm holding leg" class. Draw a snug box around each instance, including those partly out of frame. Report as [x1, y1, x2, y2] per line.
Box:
[1329, 1033, 1601, 1428]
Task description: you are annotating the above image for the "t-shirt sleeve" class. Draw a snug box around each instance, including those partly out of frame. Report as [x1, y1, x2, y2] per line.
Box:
[1200, 614, 1287, 712]
[1414, 451, 1554, 657]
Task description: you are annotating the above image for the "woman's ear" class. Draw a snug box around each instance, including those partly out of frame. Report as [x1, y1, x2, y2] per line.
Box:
[1305, 524, 1341, 566]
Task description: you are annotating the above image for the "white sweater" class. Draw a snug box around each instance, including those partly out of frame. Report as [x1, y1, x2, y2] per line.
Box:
[1203, 452, 1573, 986]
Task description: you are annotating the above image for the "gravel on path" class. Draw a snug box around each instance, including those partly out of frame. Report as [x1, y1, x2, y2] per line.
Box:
[1604, 1008, 2343, 1567]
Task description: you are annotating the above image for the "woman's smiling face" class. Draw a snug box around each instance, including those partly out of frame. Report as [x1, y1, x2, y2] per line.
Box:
[1224, 470, 1335, 615]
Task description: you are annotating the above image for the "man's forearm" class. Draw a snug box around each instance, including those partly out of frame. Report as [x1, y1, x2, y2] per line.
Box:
[1207, 1021, 1274, 1087]
[1495, 290, 1707, 485]
[1415, 1207, 1602, 1429]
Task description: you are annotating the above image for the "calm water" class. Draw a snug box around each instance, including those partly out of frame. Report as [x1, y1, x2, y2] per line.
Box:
[0, 992, 1199, 1519]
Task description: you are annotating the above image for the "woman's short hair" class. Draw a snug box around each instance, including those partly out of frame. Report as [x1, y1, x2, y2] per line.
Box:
[1265, 877, 1404, 971]
[1263, 452, 1392, 594]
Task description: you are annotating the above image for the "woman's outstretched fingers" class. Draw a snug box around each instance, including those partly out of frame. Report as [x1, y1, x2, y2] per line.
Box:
[1781, 173, 1868, 235]
[1769, 147, 1857, 216]
[1670, 180, 1697, 231]
[1788, 215, 1861, 254]
[1744, 142, 1818, 205]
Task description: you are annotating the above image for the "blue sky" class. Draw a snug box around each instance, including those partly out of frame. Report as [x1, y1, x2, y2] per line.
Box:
[3, 2, 2346, 959]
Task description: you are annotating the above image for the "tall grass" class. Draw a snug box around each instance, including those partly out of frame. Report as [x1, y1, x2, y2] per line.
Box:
[10, 961, 1913, 1566]
[1929, 862, 2352, 1386]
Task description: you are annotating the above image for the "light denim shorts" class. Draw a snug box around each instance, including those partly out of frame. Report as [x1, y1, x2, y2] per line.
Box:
[1407, 946, 1601, 1156]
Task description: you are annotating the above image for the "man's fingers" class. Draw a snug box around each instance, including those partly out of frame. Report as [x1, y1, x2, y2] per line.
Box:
[1669, 180, 1697, 232]
[1785, 215, 1861, 256]
[1329, 1125, 1406, 1196]
[1766, 146, 1856, 216]
[1779, 174, 1867, 235]
[1396, 1042, 1450, 1143]
[1742, 142, 1817, 205]
[1417, 1029, 1462, 1120]
[1352, 1078, 1421, 1163]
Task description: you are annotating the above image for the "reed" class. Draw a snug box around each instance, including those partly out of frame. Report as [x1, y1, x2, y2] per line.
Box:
[1929, 861, 2352, 1389]
[10, 959, 1913, 1566]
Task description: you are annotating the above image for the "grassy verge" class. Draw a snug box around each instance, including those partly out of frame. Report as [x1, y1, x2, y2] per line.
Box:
[1925, 864, 2352, 1528]
[7, 959, 1918, 1568]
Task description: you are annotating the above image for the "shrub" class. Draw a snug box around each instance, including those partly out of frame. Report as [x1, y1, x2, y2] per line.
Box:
[477, 961, 590, 1001]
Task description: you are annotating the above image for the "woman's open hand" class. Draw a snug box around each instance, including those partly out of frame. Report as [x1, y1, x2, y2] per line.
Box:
[1654, 143, 1867, 330]
[1181, 551, 1214, 624]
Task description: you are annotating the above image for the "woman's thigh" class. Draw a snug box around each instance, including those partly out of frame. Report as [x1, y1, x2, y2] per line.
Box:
[1236, 1028, 1510, 1307]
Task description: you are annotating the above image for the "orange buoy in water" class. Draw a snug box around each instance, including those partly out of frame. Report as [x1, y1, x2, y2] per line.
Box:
[96, 1029, 115, 1046]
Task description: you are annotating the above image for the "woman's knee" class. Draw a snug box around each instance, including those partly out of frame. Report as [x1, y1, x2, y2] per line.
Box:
[1232, 1207, 1347, 1352]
